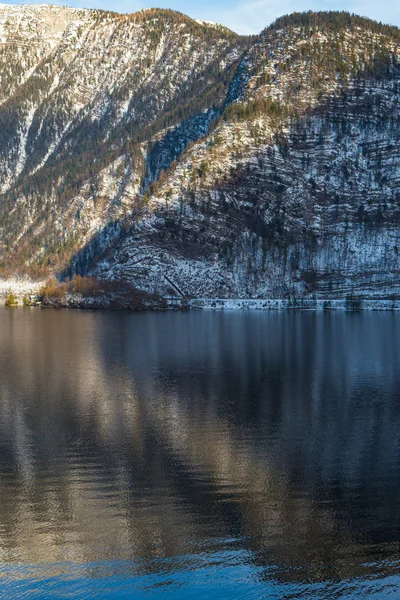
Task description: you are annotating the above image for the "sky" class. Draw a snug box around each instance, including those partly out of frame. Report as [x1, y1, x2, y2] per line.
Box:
[6, 0, 400, 34]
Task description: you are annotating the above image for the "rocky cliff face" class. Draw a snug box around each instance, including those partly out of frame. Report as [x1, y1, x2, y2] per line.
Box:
[0, 7, 399, 300]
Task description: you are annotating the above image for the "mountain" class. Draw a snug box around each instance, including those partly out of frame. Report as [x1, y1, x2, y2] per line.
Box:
[0, 6, 399, 301]
[0, 5, 249, 276]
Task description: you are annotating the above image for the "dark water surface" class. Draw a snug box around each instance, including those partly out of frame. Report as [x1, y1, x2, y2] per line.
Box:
[0, 307, 399, 599]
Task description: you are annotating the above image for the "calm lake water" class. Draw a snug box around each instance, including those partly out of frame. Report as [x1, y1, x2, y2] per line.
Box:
[0, 307, 399, 599]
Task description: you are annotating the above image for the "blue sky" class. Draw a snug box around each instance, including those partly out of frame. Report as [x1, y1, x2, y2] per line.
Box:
[7, 0, 400, 34]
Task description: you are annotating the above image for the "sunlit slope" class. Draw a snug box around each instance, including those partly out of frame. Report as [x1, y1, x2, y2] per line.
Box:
[0, 5, 248, 276]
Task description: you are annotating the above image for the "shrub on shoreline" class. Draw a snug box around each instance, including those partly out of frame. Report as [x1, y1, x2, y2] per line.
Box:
[40, 276, 167, 309]
[5, 292, 18, 306]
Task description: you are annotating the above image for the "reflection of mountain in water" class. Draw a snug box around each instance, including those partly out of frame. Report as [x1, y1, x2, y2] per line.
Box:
[0, 309, 399, 586]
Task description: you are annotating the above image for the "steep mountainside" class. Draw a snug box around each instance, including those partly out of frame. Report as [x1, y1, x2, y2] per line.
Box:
[0, 7, 399, 300]
[0, 5, 249, 277]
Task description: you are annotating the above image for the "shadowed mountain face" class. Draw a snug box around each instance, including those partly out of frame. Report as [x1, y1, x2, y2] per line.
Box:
[0, 308, 399, 597]
[0, 8, 399, 299]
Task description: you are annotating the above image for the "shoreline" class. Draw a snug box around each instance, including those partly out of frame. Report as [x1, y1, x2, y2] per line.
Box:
[2, 294, 400, 312]
[189, 298, 400, 311]
[1, 280, 399, 312]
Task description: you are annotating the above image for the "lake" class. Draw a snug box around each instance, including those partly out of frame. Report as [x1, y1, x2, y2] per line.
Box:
[0, 307, 399, 599]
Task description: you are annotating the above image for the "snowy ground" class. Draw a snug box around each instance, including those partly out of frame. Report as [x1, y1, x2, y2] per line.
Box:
[0, 279, 44, 300]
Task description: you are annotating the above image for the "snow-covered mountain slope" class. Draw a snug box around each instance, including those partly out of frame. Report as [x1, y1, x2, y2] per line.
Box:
[93, 12, 400, 300]
[0, 5, 249, 277]
[0, 8, 399, 300]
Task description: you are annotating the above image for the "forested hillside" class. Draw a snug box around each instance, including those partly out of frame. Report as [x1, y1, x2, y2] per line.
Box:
[0, 7, 399, 300]
[0, 5, 249, 277]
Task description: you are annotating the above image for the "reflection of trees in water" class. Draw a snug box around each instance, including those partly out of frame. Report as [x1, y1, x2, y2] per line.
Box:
[0, 308, 399, 583]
